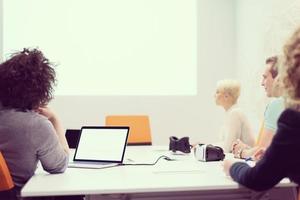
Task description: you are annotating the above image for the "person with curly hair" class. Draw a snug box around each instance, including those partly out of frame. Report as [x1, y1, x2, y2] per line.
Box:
[0, 48, 70, 198]
[223, 27, 300, 191]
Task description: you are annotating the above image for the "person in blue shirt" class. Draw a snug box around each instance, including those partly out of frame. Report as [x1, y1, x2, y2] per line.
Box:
[231, 56, 285, 160]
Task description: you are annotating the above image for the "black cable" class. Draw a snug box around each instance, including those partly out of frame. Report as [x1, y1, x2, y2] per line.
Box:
[121, 155, 173, 166]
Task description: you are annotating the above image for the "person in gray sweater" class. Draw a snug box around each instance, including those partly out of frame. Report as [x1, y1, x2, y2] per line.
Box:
[0, 48, 70, 198]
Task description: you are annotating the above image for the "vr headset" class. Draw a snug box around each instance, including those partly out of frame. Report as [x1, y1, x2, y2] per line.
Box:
[193, 144, 225, 162]
[169, 136, 191, 153]
[169, 136, 225, 162]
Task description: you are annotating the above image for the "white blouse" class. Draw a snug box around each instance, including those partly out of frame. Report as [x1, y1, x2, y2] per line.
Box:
[216, 104, 255, 153]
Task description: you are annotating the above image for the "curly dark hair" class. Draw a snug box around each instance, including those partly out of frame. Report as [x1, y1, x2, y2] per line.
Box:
[0, 48, 56, 111]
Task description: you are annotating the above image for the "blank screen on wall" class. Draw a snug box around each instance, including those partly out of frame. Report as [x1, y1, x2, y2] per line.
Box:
[3, 0, 197, 95]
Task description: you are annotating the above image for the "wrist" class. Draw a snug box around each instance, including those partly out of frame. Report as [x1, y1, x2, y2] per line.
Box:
[239, 148, 245, 159]
[48, 114, 59, 123]
[239, 146, 250, 159]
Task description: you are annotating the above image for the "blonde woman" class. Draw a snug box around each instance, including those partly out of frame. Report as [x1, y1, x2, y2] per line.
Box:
[214, 79, 255, 152]
[223, 27, 300, 191]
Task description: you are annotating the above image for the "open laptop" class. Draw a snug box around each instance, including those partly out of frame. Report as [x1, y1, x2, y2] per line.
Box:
[68, 126, 129, 169]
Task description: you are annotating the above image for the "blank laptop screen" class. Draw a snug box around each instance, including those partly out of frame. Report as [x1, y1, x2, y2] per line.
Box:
[74, 127, 129, 162]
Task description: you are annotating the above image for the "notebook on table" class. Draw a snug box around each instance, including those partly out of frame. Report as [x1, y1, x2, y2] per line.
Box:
[68, 126, 129, 169]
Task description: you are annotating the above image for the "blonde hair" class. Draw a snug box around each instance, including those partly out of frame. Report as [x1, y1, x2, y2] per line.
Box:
[216, 79, 241, 104]
[281, 27, 300, 108]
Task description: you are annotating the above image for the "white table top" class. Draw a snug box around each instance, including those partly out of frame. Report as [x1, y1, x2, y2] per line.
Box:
[21, 146, 295, 197]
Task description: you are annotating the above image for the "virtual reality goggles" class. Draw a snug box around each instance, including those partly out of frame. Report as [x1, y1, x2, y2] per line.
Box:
[194, 144, 225, 162]
[169, 136, 191, 153]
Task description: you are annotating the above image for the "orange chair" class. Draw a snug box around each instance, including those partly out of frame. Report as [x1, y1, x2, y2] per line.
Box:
[0, 151, 16, 199]
[255, 120, 265, 146]
[105, 115, 152, 145]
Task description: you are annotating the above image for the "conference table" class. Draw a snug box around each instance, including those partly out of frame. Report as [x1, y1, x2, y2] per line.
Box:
[21, 146, 297, 200]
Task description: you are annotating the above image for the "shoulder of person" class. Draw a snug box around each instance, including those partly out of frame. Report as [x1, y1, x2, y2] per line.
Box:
[266, 97, 284, 109]
[265, 97, 285, 116]
[228, 106, 245, 116]
[278, 108, 300, 128]
[270, 97, 284, 105]
[4, 109, 49, 127]
[26, 111, 55, 133]
[272, 108, 300, 143]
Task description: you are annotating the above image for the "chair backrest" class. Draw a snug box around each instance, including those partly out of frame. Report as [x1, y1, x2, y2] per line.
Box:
[0, 152, 14, 191]
[105, 115, 152, 145]
[65, 129, 81, 149]
[255, 120, 265, 146]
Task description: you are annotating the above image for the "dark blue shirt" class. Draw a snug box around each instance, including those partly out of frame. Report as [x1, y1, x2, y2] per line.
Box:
[230, 108, 300, 191]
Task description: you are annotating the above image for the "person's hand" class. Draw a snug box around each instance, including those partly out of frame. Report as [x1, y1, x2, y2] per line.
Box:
[37, 106, 69, 154]
[231, 139, 247, 158]
[253, 147, 266, 161]
[36, 106, 56, 121]
[223, 159, 239, 176]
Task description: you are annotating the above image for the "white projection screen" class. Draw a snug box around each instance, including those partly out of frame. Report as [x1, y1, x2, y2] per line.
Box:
[2, 0, 197, 95]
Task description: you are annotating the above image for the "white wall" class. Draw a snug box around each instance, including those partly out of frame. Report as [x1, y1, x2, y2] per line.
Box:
[4, 0, 300, 145]
[236, 0, 300, 134]
[46, 0, 300, 144]
[3, 0, 198, 96]
[48, 0, 237, 145]
[0, 0, 237, 145]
